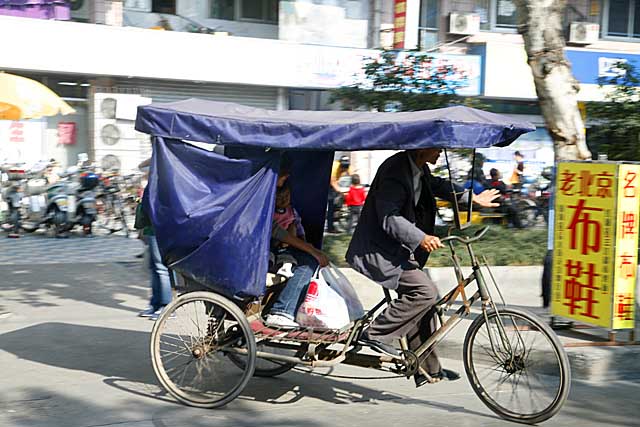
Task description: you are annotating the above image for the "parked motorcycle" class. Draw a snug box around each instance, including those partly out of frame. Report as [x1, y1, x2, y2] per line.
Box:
[16, 165, 72, 236]
[74, 171, 99, 235]
[19, 165, 98, 237]
[1, 165, 26, 237]
[524, 167, 553, 224]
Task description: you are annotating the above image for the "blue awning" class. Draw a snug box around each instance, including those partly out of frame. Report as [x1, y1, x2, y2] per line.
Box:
[135, 99, 535, 151]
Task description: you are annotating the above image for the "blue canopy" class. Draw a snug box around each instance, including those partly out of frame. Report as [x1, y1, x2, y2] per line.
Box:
[135, 99, 535, 150]
[135, 99, 535, 300]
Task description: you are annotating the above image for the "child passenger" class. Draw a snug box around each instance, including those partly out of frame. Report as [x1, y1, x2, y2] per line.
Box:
[271, 182, 305, 277]
[266, 163, 329, 328]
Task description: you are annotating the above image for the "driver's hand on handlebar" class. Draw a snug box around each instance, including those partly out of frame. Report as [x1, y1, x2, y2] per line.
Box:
[420, 234, 444, 252]
[312, 249, 330, 267]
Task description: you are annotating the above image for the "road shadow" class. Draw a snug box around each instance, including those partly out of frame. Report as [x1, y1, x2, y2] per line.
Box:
[0, 322, 496, 421]
[0, 385, 324, 427]
[0, 262, 148, 313]
[4, 322, 639, 426]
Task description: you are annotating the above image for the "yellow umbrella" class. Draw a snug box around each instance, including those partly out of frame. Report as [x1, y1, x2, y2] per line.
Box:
[0, 71, 76, 120]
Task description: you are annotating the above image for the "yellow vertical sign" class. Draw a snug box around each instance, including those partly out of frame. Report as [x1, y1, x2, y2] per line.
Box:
[552, 162, 618, 328]
[612, 164, 640, 329]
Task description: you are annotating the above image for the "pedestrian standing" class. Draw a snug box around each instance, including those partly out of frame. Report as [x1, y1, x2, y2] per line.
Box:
[326, 155, 351, 233]
[344, 174, 366, 233]
[510, 151, 525, 189]
[134, 158, 172, 321]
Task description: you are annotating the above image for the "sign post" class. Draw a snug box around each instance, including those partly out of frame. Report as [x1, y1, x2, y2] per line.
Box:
[552, 161, 640, 331]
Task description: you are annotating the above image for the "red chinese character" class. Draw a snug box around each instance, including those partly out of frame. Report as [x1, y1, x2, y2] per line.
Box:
[559, 170, 576, 196]
[621, 212, 636, 237]
[623, 171, 637, 198]
[9, 121, 24, 143]
[596, 171, 614, 198]
[619, 254, 636, 279]
[579, 170, 593, 196]
[567, 199, 603, 255]
[615, 294, 634, 321]
[563, 260, 600, 319]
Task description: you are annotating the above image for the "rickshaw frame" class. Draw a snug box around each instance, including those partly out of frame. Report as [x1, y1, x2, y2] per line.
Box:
[138, 100, 570, 424]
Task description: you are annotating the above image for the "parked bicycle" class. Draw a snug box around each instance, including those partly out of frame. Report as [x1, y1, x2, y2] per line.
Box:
[95, 173, 140, 237]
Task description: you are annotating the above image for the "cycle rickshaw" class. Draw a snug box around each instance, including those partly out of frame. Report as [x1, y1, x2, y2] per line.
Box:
[135, 99, 570, 424]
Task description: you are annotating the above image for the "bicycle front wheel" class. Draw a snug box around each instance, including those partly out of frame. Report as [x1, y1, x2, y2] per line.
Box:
[463, 307, 570, 424]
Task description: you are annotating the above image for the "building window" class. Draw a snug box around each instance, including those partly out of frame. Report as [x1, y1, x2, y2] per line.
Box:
[495, 0, 517, 27]
[152, 0, 175, 14]
[211, 0, 235, 20]
[210, 0, 278, 23]
[420, 0, 439, 30]
[472, 0, 517, 30]
[241, 0, 279, 23]
[606, 0, 640, 38]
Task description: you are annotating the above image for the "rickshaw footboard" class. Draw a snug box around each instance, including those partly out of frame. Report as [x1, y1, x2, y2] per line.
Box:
[250, 319, 352, 344]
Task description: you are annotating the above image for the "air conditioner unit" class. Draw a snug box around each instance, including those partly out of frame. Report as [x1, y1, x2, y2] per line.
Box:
[70, 0, 89, 22]
[94, 145, 142, 173]
[99, 154, 122, 172]
[569, 22, 600, 45]
[449, 13, 480, 35]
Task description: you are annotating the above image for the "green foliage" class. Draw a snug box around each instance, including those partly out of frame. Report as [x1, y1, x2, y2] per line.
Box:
[330, 50, 481, 112]
[587, 61, 640, 161]
[323, 225, 547, 267]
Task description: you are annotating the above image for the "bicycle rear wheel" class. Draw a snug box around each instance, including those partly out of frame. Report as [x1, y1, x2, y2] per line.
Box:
[463, 307, 570, 424]
[227, 341, 297, 377]
[150, 291, 256, 408]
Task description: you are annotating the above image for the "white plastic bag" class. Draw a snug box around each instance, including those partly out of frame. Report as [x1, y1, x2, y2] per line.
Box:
[296, 271, 350, 330]
[319, 263, 365, 321]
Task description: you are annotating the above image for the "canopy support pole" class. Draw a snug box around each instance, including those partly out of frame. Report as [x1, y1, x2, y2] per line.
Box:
[444, 149, 473, 230]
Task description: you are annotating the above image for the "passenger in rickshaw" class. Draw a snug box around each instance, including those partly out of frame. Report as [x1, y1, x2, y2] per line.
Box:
[271, 181, 306, 277]
[347, 148, 500, 387]
[265, 163, 330, 328]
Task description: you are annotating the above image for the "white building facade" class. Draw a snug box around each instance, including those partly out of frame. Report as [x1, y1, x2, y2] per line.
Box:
[0, 0, 394, 170]
[3, 1, 638, 178]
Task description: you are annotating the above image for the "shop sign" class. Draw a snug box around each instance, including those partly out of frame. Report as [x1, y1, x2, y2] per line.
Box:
[552, 161, 639, 329]
[0, 120, 45, 164]
[360, 51, 482, 96]
[598, 57, 627, 78]
[566, 50, 640, 84]
[57, 122, 76, 145]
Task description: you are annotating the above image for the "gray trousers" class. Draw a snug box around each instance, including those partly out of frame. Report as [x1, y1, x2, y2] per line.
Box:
[368, 268, 440, 374]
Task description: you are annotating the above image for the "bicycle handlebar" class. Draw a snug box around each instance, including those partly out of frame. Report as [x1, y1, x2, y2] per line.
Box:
[441, 226, 490, 245]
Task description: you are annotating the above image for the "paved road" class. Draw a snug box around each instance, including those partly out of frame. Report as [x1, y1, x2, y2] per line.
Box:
[0, 262, 638, 427]
[0, 232, 143, 264]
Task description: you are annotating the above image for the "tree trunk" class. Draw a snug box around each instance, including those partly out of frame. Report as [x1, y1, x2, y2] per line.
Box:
[514, 0, 591, 161]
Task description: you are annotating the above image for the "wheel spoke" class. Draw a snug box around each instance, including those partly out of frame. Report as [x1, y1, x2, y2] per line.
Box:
[151, 293, 256, 408]
[465, 309, 569, 423]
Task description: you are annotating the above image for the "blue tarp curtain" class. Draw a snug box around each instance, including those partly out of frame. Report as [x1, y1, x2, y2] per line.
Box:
[145, 137, 280, 299]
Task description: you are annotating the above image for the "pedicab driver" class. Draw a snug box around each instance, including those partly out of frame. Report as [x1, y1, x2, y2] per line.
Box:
[346, 149, 499, 387]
